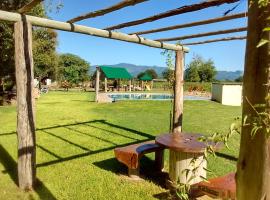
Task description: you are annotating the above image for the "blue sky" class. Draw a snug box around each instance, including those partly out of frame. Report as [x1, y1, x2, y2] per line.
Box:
[46, 0, 247, 71]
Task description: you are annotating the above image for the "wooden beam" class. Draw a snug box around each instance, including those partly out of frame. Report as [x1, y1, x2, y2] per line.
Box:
[67, 0, 149, 23]
[182, 36, 247, 45]
[173, 50, 184, 133]
[104, 77, 108, 93]
[0, 10, 188, 52]
[129, 12, 247, 35]
[236, 1, 270, 199]
[156, 27, 247, 42]
[14, 19, 36, 190]
[105, 0, 240, 30]
[18, 0, 44, 14]
[95, 67, 100, 102]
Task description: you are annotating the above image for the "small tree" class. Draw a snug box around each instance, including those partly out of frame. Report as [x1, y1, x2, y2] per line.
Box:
[235, 75, 243, 82]
[144, 69, 158, 79]
[185, 55, 217, 82]
[58, 53, 90, 85]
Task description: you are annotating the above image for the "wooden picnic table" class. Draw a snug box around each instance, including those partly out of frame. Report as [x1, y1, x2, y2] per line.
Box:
[155, 132, 221, 185]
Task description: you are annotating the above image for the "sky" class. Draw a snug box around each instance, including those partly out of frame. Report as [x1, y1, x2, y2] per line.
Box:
[46, 0, 247, 71]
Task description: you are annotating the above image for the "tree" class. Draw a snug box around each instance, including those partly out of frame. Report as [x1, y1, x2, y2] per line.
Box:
[236, 1, 270, 199]
[0, 2, 59, 96]
[137, 71, 145, 79]
[58, 53, 90, 85]
[137, 68, 158, 79]
[144, 69, 158, 79]
[185, 55, 217, 82]
[234, 75, 243, 82]
[184, 65, 200, 82]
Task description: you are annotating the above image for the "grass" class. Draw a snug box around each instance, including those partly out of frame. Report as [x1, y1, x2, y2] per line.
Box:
[0, 91, 241, 200]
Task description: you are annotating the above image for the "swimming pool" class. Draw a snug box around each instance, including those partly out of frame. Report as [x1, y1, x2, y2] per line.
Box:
[108, 93, 210, 101]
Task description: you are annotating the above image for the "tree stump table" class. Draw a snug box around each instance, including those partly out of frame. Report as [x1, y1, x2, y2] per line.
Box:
[156, 132, 221, 185]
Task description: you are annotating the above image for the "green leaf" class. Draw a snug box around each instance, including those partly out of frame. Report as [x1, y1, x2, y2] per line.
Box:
[257, 39, 269, 48]
[263, 27, 270, 32]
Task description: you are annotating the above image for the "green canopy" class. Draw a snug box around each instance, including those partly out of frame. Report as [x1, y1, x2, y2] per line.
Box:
[100, 66, 132, 79]
[139, 73, 153, 81]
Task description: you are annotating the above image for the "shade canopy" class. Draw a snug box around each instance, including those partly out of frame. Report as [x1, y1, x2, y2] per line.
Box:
[99, 66, 133, 79]
[139, 73, 153, 81]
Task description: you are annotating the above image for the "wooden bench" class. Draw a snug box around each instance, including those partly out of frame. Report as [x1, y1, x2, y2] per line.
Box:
[191, 172, 236, 199]
[114, 140, 165, 179]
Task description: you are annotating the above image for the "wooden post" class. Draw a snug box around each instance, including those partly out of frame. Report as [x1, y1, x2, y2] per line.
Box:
[237, 1, 270, 199]
[173, 50, 184, 133]
[14, 20, 36, 190]
[128, 79, 131, 92]
[104, 77, 107, 93]
[95, 67, 100, 102]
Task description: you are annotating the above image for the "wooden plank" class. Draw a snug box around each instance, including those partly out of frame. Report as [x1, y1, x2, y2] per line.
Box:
[182, 36, 247, 45]
[67, 0, 149, 23]
[129, 12, 247, 35]
[95, 67, 100, 102]
[105, 0, 240, 30]
[173, 50, 184, 133]
[236, 0, 270, 199]
[18, 0, 44, 13]
[14, 20, 36, 190]
[0, 10, 188, 52]
[156, 27, 247, 42]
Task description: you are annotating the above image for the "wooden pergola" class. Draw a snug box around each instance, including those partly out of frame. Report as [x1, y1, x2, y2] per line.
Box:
[0, 0, 269, 199]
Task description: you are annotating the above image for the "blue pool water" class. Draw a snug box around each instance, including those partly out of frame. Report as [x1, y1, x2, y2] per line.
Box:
[108, 93, 210, 101]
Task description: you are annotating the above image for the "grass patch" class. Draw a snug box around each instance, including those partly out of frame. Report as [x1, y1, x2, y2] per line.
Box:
[0, 91, 241, 200]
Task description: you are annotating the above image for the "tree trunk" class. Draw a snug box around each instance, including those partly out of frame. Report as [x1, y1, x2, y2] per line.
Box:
[236, 1, 270, 199]
[173, 50, 184, 133]
[14, 20, 36, 190]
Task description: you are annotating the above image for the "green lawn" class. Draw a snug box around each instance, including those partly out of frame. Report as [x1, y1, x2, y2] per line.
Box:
[0, 91, 241, 200]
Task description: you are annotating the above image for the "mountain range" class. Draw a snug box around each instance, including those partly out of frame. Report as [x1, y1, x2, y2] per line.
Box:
[91, 63, 243, 81]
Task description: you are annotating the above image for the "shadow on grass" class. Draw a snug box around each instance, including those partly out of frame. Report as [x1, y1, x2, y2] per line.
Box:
[0, 145, 56, 200]
[93, 156, 169, 188]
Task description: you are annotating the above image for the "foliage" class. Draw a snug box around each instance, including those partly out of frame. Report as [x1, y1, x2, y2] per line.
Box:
[137, 69, 158, 79]
[185, 55, 217, 82]
[58, 53, 90, 85]
[0, 1, 59, 94]
[243, 97, 270, 138]
[161, 50, 175, 89]
[234, 75, 243, 82]
[33, 27, 59, 81]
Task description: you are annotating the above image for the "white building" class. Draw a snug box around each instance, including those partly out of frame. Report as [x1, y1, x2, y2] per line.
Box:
[211, 83, 242, 106]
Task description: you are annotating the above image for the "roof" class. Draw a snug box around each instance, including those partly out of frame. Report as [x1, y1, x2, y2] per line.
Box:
[139, 73, 153, 81]
[99, 66, 132, 79]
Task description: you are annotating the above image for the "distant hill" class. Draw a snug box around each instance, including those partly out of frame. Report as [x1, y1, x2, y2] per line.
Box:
[90, 63, 243, 81]
[215, 70, 243, 81]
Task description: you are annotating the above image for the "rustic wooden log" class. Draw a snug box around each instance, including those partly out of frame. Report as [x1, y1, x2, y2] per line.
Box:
[67, 0, 149, 23]
[169, 150, 206, 184]
[128, 79, 131, 92]
[157, 27, 247, 42]
[95, 67, 100, 102]
[18, 0, 44, 13]
[0, 10, 188, 52]
[236, 1, 270, 199]
[104, 77, 107, 93]
[105, 0, 240, 30]
[129, 12, 247, 35]
[182, 36, 247, 46]
[173, 50, 184, 133]
[14, 20, 36, 190]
